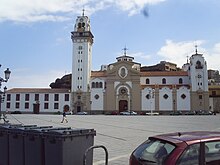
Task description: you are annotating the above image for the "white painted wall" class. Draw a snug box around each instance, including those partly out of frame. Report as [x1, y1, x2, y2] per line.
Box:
[91, 88, 104, 110]
[140, 76, 189, 85]
[2, 92, 70, 113]
[176, 86, 190, 111]
[159, 87, 172, 111]
[90, 78, 105, 110]
[142, 87, 155, 111]
[189, 54, 208, 92]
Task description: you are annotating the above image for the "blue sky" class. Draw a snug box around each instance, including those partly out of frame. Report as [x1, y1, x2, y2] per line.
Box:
[0, 0, 220, 89]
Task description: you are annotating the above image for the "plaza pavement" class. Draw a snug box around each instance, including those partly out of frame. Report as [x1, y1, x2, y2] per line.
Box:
[3, 114, 220, 165]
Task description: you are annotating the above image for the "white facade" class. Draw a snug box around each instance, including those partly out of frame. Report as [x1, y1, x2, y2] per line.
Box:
[71, 15, 93, 92]
[159, 87, 173, 111]
[142, 87, 155, 111]
[188, 53, 209, 92]
[176, 86, 191, 111]
[3, 88, 70, 113]
[90, 78, 105, 111]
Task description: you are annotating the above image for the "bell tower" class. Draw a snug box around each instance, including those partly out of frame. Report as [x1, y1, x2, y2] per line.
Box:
[189, 46, 209, 111]
[71, 10, 94, 112]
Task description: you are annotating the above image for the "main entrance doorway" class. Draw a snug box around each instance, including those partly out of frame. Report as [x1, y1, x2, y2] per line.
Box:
[119, 100, 128, 112]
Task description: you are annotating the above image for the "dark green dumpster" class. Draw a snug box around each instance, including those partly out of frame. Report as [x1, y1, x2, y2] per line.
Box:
[44, 128, 96, 165]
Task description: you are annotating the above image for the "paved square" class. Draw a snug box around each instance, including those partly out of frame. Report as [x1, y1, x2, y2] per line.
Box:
[4, 114, 220, 165]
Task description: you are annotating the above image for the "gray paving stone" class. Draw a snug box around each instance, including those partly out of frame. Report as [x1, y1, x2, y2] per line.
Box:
[2, 114, 220, 164]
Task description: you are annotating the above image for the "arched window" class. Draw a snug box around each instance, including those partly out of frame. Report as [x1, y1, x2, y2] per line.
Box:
[146, 78, 150, 84]
[92, 82, 95, 88]
[95, 82, 99, 88]
[162, 78, 166, 84]
[179, 78, 183, 84]
[196, 61, 203, 69]
[99, 82, 103, 88]
[78, 23, 82, 28]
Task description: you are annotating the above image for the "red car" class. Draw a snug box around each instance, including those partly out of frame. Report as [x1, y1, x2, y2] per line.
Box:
[130, 131, 220, 165]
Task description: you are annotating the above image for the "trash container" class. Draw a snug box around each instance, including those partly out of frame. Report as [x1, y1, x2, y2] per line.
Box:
[44, 128, 96, 165]
[8, 125, 37, 165]
[24, 126, 54, 165]
[0, 124, 22, 165]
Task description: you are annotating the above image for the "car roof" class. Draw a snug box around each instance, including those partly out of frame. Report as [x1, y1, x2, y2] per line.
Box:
[151, 131, 220, 145]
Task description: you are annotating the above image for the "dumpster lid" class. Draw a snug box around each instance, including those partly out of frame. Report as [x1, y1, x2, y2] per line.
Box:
[0, 123, 23, 129]
[44, 128, 96, 137]
[7, 125, 38, 134]
[24, 126, 53, 134]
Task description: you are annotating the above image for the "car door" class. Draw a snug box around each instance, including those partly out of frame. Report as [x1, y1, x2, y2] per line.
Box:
[203, 141, 220, 165]
[176, 143, 201, 165]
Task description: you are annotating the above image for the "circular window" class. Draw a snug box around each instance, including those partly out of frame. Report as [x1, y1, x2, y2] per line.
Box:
[94, 94, 99, 100]
[163, 94, 169, 99]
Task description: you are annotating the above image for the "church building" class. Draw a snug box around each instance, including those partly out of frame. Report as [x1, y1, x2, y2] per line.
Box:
[70, 13, 209, 114]
[2, 12, 209, 114]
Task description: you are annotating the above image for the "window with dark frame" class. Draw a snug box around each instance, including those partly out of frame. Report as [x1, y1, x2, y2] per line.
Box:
[35, 94, 39, 101]
[25, 94, 29, 101]
[44, 103, 49, 109]
[65, 94, 69, 101]
[16, 94, 20, 101]
[179, 78, 183, 84]
[7, 94, 11, 101]
[162, 78, 166, 84]
[199, 95, 203, 99]
[15, 102, 20, 109]
[99, 82, 103, 88]
[54, 103, 59, 109]
[25, 103, 29, 109]
[44, 94, 49, 101]
[146, 78, 150, 84]
[92, 82, 95, 88]
[54, 94, 59, 101]
[6, 102, 10, 109]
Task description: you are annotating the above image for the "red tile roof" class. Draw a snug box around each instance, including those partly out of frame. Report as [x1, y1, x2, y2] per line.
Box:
[140, 71, 188, 76]
[91, 71, 106, 77]
[6, 88, 70, 93]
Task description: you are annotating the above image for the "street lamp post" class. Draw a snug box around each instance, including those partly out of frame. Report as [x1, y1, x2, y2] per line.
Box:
[0, 65, 11, 120]
[149, 89, 155, 115]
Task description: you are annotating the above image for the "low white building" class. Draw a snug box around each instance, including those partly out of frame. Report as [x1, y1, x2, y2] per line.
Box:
[2, 88, 70, 114]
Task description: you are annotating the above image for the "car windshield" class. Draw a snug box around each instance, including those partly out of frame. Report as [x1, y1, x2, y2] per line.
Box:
[133, 138, 176, 164]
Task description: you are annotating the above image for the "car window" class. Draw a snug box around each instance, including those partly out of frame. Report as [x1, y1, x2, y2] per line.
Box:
[205, 141, 220, 165]
[133, 139, 175, 165]
[176, 143, 200, 165]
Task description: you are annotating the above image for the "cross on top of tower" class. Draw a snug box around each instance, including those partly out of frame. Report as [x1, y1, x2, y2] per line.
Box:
[82, 8, 85, 16]
[186, 55, 189, 63]
[122, 46, 128, 56]
[195, 45, 198, 54]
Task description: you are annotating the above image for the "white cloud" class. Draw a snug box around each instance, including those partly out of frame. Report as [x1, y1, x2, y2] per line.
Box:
[205, 43, 220, 71]
[157, 40, 220, 71]
[129, 52, 151, 64]
[157, 40, 206, 68]
[0, 0, 165, 22]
